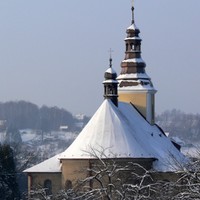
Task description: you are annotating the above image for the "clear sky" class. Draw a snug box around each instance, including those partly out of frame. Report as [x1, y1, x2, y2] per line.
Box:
[0, 0, 200, 116]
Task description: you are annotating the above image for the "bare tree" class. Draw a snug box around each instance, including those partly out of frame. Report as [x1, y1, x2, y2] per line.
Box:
[170, 157, 200, 200]
[29, 186, 52, 200]
[28, 149, 200, 200]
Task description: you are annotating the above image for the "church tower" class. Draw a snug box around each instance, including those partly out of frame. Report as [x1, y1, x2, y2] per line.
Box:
[117, 3, 156, 124]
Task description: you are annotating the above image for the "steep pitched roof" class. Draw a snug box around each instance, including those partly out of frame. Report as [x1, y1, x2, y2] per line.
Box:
[60, 100, 153, 160]
[118, 102, 186, 171]
[59, 100, 186, 171]
[25, 100, 186, 173]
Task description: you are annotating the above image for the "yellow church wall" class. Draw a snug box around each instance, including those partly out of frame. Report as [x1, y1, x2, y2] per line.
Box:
[26, 159, 182, 197]
[61, 159, 90, 188]
[60, 158, 154, 190]
[118, 92, 147, 117]
[28, 173, 61, 195]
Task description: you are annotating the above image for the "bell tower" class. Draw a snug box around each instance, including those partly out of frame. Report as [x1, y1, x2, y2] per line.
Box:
[117, 2, 156, 124]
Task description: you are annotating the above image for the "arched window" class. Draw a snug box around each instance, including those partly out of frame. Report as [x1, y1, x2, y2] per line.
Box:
[130, 43, 134, 51]
[44, 179, 52, 195]
[109, 87, 113, 94]
[65, 180, 72, 190]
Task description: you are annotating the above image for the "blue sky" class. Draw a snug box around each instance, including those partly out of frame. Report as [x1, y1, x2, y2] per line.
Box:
[0, 0, 200, 116]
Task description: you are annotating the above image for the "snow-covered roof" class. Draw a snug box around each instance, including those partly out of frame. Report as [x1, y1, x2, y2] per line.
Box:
[118, 102, 186, 171]
[125, 36, 141, 41]
[59, 100, 186, 171]
[103, 80, 118, 84]
[118, 80, 156, 92]
[127, 23, 138, 30]
[117, 73, 150, 80]
[24, 154, 61, 173]
[24, 100, 186, 173]
[105, 67, 117, 74]
[122, 58, 145, 63]
[60, 100, 152, 159]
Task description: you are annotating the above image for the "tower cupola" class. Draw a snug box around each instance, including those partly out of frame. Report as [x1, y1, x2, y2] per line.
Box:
[119, 3, 146, 76]
[103, 57, 118, 107]
[117, 2, 157, 124]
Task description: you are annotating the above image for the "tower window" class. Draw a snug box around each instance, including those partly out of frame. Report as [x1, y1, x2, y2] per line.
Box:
[126, 43, 128, 51]
[136, 45, 141, 51]
[109, 87, 113, 94]
[130, 43, 134, 51]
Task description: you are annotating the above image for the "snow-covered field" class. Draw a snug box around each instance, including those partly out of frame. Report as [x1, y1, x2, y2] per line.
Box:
[5, 129, 79, 170]
[1, 128, 200, 171]
[20, 129, 77, 143]
[181, 145, 200, 158]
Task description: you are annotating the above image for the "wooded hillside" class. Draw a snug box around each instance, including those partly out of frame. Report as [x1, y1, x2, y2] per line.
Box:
[0, 101, 83, 132]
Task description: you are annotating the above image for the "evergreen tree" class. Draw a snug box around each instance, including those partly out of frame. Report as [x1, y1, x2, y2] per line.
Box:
[0, 144, 20, 200]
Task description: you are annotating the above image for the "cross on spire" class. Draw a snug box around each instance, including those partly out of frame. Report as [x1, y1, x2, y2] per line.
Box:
[109, 48, 114, 68]
[131, 0, 135, 24]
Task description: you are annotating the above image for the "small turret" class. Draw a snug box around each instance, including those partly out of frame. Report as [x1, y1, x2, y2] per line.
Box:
[103, 57, 118, 107]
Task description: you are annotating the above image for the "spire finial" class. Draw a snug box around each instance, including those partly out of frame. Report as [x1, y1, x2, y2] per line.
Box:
[109, 48, 114, 68]
[131, 0, 135, 24]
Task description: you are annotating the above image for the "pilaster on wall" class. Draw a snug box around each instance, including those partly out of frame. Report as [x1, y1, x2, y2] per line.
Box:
[146, 92, 155, 125]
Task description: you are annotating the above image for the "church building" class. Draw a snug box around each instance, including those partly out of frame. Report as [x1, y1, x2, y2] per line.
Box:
[24, 3, 186, 197]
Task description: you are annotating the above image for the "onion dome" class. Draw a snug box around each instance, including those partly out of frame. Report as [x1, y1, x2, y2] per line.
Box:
[104, 57, 117, 80]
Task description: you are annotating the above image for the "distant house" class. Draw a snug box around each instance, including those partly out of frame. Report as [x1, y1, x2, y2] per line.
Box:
[59, 125, 68, 132]
[74, 114, 86, 129]
[24, 3, 186, 197]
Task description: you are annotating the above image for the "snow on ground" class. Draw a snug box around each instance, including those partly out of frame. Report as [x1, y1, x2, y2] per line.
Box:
[15, 130, 78, 170]
[20, 129, 40, 142]
[0, 131, 6, 143]
[181, 144, 200, 158]
[20, 129, 77, 143]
